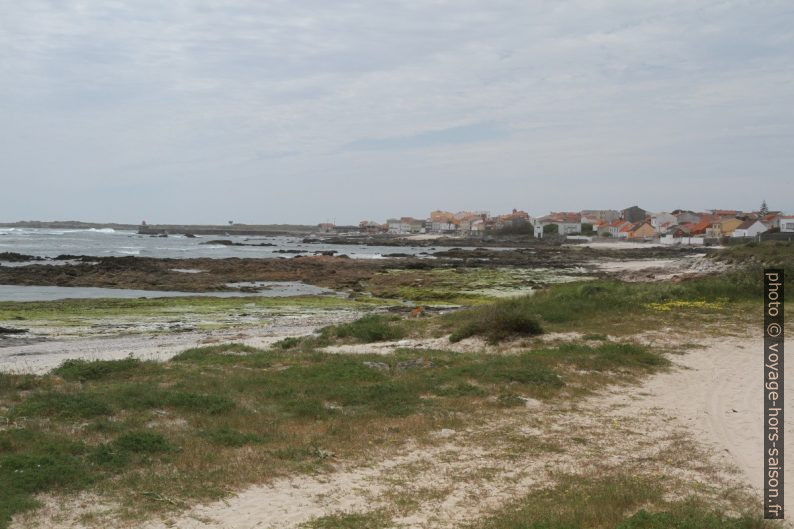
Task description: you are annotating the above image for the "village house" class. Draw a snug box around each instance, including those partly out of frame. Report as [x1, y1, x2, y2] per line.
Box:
[534, 212, 582, 238]
[761, 213, 782, 230]
[596, 219, 632, 237]
[781, 216, 794, 233]
[589, 219, 609, 233]
[386, 218, 402, 233]
[732, 219, 769, 238]
[580, 210, 620, 223]
[429, 210, 457, 233]
[627, 220, 656, 239]
[650, 212, 677, 233]
[470, 219, 486, 233]
[621, 206, 647, 223]
[386, 218, 425, 234]
[401, 217, 425, 234]
[673, 210, 701, 225]
[711, 217, 744, 237]
[453, 211, 488, 233]
[358, 220, 385, 234]
[666, 225, 692, 238]
[495, 209, 530, 228]
[682, 215, 719, 236]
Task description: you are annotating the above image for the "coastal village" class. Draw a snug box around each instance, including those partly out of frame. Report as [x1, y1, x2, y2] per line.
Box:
[317, 203, 794, 244]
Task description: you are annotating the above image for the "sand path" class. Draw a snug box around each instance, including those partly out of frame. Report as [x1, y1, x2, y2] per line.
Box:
[613, 332, 793, 513]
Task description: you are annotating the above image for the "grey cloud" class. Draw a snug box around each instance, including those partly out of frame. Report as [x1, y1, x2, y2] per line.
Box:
[0, 0, 791, 224]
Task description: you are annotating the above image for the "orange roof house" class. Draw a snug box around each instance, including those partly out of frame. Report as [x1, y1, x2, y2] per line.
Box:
[628, 221, 656, 239]
[717, 218, 743, 236]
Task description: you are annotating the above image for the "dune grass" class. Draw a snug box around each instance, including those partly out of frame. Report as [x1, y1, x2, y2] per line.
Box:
[467, 472, 775, 529]
[274, 264, 776, 348]
[448, 298, 544, 343]
[717, 241, 794, 267]
[0, 340, 668, 526]
[439, 265, 786, 339]
[322, 314, 408, 342]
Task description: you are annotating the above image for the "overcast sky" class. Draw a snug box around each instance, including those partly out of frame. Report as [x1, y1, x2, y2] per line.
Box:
[1, 1, 792, 224]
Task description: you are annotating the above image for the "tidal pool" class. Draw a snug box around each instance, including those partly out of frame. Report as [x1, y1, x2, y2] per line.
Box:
[0, 282, 336, 302]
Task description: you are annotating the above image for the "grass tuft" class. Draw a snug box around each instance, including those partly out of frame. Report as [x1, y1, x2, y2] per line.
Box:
[322, 314, 407, 343]
[53, 357, 150, 381]
[113, 431, 174, 454]
[468, 473, 773, 529]
[448, 299, 544, 343]
[200, 428, 266, 447]
[301, 510, 391, 529]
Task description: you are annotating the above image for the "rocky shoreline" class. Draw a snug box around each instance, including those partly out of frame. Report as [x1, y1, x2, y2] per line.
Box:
[0, 245, 719, 294]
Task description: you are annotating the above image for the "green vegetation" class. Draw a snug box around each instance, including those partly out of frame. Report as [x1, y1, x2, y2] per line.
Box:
[364, 267, 566, 305]
[448, 298, 544, 343]
[717, 241, 794, 268]
[492, 221, 535, 236]
[2, 246, 786, 526]
[322, 314, 407, 342]
[0, 295, 384, 322]
[0, 341, 667, 526]
[467, 473, 774, 529]
[300, 510, 391, 529]
[53, 357, 148, 381]
[440, 265, 785, 338]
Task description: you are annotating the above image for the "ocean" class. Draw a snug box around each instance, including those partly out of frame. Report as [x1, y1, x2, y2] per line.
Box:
[0, 228, 454, 301]
[0, 227, 445, 260]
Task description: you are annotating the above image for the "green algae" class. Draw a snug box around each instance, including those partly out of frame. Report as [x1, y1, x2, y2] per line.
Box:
[0, 295, 386, 322]
[365, 267, 587, 304]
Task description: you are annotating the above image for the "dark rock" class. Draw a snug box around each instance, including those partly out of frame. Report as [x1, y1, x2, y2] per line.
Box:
[0, 252, 42, 262]
[397, 358, 433, 370]
[0, 327, 27, 335]
[363, 361, 390, 371]
[404, 261, 433, 270]
[200, 239, 275, 247]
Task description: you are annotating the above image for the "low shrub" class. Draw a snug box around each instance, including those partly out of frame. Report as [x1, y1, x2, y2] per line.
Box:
[12, 392, 112, 419]
[324, 314, 407, 343]
[448, 299, 544, 343]
[53, 357, 148, 381]
[170, 343, 261, 363]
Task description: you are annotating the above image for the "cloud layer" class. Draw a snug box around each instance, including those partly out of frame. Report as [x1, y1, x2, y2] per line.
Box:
[1, 0, 792, 223]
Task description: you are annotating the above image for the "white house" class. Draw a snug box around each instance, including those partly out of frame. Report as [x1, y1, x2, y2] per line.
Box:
[430, 221, 456, 233]
[534, 213, 582, 238]
[781, 216, 794, 233]
[732, 219, 769, 238]
[650, 212, 677, 233]
[598, 219, 632, 238]
[386, 219, 402, 234]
